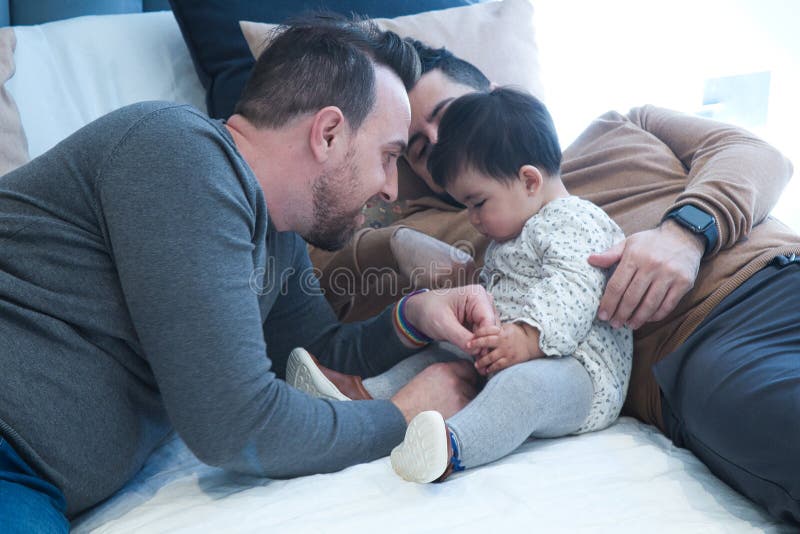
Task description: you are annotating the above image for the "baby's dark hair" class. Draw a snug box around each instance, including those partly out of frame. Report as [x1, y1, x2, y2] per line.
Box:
[428, 87, 561, 189]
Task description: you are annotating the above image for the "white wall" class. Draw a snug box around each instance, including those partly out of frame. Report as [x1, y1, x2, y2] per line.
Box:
[533, 0, 800, 232]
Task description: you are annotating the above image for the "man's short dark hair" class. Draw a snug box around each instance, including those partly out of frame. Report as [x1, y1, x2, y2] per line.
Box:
[235, 15, 420, 129]
[407, 39, 490, 91]
[428, 87, 561, 189]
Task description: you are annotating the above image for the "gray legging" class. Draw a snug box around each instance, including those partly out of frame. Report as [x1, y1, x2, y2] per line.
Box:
[363, 344, 593, 469]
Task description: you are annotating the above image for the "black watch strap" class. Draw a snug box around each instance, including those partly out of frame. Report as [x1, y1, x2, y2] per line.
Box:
[664, 205, 718, 256]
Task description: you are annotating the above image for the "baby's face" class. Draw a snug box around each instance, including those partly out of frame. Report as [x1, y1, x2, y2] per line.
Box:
[447, 170, 534, 242]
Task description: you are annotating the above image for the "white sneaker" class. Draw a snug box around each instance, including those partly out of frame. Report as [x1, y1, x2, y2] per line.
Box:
[286, 347, 350, 402]
[390, 410, 450, 483]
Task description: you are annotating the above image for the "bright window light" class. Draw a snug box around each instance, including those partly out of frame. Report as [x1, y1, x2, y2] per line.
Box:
[534, 0, 800, 232]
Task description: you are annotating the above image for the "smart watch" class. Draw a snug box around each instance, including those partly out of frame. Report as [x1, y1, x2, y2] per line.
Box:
[663, 205, 718, 256]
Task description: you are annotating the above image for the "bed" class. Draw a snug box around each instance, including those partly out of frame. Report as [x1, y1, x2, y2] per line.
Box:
[70, 418, 789, 532]
[0, 1, 794, 532]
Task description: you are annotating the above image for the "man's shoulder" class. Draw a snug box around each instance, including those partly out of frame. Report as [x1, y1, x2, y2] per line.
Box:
[108, 101, 214, 131]
[92, 102, 247, 195]
[563, 105, 687, 158]
[92, 102, 233, 165]
[562, 110, 631, 155]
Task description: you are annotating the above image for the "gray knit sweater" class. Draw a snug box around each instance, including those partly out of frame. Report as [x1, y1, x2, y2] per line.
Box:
[0, 102, 411, 517]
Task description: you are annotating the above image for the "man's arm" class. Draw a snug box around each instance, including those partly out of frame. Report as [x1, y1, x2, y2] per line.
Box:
[98, 110, 408, 478]
[268, 237, 494, 375]
[629, 104, 793, 252]
[588, 105, 793, 329]
[265, 233, 417, 379]
[266, 238, 494, 423]
[310, 197, 489, 322]
[309, 225, 405, 321]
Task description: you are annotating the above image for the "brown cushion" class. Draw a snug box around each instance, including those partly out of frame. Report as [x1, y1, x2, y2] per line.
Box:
[0, 27, 29, 176]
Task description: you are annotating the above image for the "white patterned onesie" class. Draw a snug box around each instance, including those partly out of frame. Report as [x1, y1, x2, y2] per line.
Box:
[481, 196, 633, 433]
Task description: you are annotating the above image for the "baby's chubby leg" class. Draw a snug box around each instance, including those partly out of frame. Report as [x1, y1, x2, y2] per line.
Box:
[448, 355, 593, 469]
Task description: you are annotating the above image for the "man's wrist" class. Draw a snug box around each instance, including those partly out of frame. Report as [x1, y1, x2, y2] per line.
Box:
[660, 219, 706, 257]
[662, 205, 718, 256]
[393, 289, 433, 348]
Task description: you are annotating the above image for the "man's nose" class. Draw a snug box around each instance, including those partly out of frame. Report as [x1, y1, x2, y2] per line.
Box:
[425, 123, 438, 146]
[379, 164, 399, 202]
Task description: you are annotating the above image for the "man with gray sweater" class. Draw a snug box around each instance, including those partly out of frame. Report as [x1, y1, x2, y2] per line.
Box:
[0, 18, 495, 531]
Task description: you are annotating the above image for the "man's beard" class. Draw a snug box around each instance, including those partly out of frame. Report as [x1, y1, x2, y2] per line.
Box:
[304, 153, 364, 251]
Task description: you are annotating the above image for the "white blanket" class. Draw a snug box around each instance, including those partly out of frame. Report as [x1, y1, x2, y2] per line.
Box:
[72, 418, 791, 533]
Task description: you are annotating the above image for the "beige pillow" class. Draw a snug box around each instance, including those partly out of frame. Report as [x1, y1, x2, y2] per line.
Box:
[0, 27, 29, 176]
[239, 0, 543, 100]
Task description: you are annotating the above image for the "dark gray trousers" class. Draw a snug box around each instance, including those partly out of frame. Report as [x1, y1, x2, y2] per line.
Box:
[655, 258, 800, 525]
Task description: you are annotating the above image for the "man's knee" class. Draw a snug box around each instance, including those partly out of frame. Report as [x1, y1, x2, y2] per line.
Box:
[674, 348, 800, 456]
[0, 480, 69, 534]
[663, 347, 800, 523]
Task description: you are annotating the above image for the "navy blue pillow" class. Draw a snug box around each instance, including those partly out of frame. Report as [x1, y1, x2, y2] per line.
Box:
[5, 0, 170, 26]
[169, 0, 477, 118]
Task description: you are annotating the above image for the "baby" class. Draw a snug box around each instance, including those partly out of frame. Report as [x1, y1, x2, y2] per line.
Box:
[388, 87, 633, 482]
[286, 87, 633, 483]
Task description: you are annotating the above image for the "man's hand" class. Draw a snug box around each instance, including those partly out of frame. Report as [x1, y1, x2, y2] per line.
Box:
[390, 228, 476, 289]
[401, 285, 499, 355]
[588, 221, 703, 330]
[468, 323, 544, 375]
[391, 360, 479, 423]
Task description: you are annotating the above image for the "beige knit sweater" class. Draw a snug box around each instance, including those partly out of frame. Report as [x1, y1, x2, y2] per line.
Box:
[311, 105, 799, 430]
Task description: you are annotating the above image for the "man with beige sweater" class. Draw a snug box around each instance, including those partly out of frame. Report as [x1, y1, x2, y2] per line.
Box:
[308, 41, 800, 524]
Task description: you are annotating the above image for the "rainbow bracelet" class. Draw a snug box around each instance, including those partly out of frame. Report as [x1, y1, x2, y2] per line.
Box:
[394, 289, 434, 347]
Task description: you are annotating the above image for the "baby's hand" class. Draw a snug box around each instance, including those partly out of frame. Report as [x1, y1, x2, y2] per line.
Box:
[468, 323, 544, 375]
[465, 324, 499, 357]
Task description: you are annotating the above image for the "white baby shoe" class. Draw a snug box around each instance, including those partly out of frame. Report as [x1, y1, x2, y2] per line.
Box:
[391, 410, 459, 483]
[286, 347, 350, 402]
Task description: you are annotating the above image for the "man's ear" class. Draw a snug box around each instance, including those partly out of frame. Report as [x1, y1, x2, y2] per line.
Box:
[519, 164, 543, 195]
[309, 106, 348, 163]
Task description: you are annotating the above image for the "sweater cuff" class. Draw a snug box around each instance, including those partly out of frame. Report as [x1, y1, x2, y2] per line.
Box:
[352, 225, 409, 275]
[366, 399, 408, 446]
[323, 398, 407, 468]
[362, 302, 419, 376]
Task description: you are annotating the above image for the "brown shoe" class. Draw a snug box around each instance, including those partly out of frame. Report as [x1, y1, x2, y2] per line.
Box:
[286, 347, 373, 401]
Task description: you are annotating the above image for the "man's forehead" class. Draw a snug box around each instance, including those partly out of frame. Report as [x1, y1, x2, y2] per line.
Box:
[407, 96, 450, 151]
[409, 70, 475, 123]
[410, 72, 449, 110]
[371, 65, 411, 125]
[374, 65, 410, 106]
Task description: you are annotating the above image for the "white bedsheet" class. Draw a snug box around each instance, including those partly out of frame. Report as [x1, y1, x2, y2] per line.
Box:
[72, 418, 791, 533]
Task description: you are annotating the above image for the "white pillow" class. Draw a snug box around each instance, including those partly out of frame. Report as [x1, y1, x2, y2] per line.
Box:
[6, 11, 206, 159]
[240, 0, 544, 101]
[0, 27, 28, 176]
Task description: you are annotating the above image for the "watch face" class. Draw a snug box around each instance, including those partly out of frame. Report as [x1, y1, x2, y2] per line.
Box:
[678, 205, 712, 231]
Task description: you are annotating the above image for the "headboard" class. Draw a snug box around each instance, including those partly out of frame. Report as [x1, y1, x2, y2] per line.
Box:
[0, 0, 170, 27]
